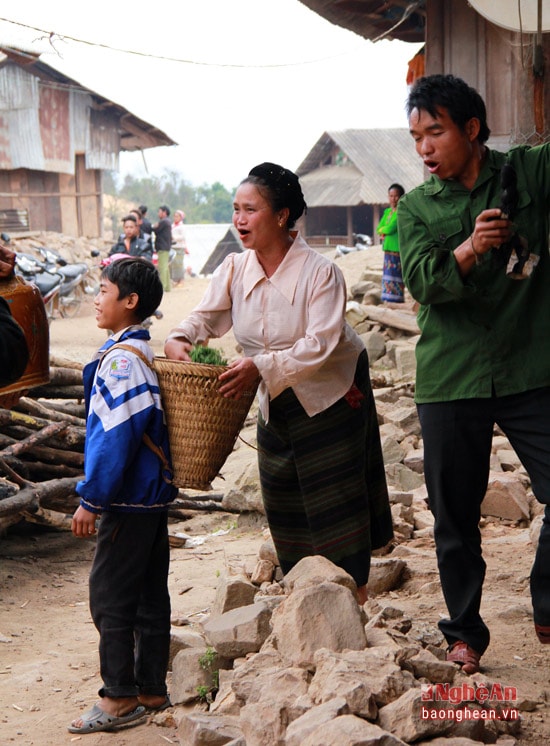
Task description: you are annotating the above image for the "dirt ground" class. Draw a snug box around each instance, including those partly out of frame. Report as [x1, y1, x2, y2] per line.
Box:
[1, 264, 550, 745]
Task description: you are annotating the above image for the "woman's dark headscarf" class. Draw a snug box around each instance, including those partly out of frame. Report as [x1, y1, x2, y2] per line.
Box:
[245, 162, 307, 229]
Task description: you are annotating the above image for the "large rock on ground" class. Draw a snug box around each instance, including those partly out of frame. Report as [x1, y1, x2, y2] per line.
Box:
[221, 460, 265, 514]
[378, 688, 453, 742]
[309, 647, 406, 714]
[481, 472, 530, 521]
[211, 574, 257, 616]
[301, 714, 408, 746]
[203, 602, 272, 659]
[367, 558, 407, 595]
[177, 713, 243, 746]
[284, 697, 351, 746]
[171, 647, 218, 705]
[282, 555, 358, 596]
[230, 663, 311, 745]
[270, 581, 366, 668]
[231, 662, 310, 707]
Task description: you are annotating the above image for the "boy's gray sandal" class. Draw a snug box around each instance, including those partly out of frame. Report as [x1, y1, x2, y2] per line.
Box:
[67, 703, 146, 733]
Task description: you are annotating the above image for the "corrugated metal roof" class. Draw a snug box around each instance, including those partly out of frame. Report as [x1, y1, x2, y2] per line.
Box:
[0, 45, 176, 161]
[296, 129, 424, 206]
[298, 1, 426, 43]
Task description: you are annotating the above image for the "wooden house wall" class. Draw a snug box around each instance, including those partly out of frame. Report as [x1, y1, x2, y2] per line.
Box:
[0, 62, 116, 237]
[426, 0, 550, 144]
[304, 203, 376, 246]
[74, 156, 102, 237]
[0, 158, 102, 236]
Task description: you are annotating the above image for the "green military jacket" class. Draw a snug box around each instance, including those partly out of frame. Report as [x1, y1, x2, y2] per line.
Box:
[398, 144, 550, 403]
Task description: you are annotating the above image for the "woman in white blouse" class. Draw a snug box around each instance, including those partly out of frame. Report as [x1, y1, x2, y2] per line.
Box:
[164, 163, 392, 604]
[170, 210, 187, 286]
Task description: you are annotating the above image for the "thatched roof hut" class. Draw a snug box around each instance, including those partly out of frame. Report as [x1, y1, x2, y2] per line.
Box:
[296, 129, 424, 246]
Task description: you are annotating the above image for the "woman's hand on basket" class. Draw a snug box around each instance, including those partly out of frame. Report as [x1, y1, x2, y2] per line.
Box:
[164, 338, 193, 361]
[218, 358, 259, 399]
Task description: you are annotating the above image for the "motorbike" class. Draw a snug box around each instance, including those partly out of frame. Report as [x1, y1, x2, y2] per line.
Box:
[35, 246, 92, 318]
[335, 232, 373, 257]
[5, 230, 91, 322]
[14, 251, 63, 324]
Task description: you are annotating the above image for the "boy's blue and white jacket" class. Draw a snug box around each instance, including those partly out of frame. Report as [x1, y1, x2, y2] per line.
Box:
[76, 326, 177, 513]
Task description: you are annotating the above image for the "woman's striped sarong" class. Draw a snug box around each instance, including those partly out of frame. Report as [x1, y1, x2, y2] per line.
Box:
[381, 250, 404, 302]
[257, 351, 392, 587]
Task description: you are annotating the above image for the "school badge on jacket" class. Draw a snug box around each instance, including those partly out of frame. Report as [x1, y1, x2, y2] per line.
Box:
[109, 355, 132, 380]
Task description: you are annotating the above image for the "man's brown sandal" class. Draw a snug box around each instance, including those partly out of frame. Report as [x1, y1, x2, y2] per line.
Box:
[535, 624, 550, 644]
[446, 641, 481, 675]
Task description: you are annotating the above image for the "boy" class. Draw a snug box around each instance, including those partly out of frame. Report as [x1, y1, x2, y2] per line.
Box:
[69, 257, 177, 734]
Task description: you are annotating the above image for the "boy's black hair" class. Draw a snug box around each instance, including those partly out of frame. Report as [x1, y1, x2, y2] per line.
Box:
[407, 74, 491, 144]
[101, 258, 163, 322]
[159, 204, 171, 216]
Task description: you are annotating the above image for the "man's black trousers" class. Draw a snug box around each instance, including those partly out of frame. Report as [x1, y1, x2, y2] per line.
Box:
[418, 387, 550, 655]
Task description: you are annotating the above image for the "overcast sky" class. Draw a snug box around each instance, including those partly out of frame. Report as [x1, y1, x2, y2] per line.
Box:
[0, 1, 422, 189]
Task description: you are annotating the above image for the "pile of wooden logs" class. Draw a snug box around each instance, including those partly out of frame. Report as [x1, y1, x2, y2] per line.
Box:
[0, 356, 85, 532]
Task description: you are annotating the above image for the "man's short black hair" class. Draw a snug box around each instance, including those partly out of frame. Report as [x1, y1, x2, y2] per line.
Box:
[101, 257, 163, 322]
[159, 205, 170, 216]
[139, 205, 148, 215]
[121, 214, 138, 224]
[407, 74, 491, 144]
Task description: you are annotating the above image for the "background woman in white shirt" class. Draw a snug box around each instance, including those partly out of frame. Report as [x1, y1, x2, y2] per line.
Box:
[170, 209, 187, 286]
[165, 163, 392, 604]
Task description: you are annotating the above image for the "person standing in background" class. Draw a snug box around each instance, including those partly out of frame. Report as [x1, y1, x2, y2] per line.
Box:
[170, 210, 187, 286]
[139, 205, 153, 237]
[377, 183, 405, 303]
[109, 215, 152, 261]
[153, 205, 172, 292]
[139, 205, 153, 254]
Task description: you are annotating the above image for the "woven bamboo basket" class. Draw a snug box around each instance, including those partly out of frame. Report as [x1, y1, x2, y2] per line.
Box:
[153, 358, 258, 490]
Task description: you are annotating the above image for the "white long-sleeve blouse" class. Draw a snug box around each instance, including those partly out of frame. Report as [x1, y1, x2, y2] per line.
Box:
[166, 232, 364, 420]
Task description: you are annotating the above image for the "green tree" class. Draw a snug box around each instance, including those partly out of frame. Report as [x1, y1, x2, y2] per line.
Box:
[193, 182, 234, 223]
[104, 170, 235, 224]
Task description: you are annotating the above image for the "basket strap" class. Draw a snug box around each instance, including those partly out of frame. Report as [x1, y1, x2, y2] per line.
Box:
[100, 342, 173, 485]
[103, 342, 154, 368]
[142, 433, 173, 484]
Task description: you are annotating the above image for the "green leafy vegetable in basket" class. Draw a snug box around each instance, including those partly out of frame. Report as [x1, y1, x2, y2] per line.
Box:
[190, 345, 228, 366]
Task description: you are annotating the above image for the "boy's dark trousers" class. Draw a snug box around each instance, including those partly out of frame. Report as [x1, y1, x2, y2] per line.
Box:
[418, 387, 550, 656]
[89, 510, 171, 698]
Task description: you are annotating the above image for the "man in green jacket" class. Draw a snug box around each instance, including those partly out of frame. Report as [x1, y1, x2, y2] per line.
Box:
[398, 74, 550, 675]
